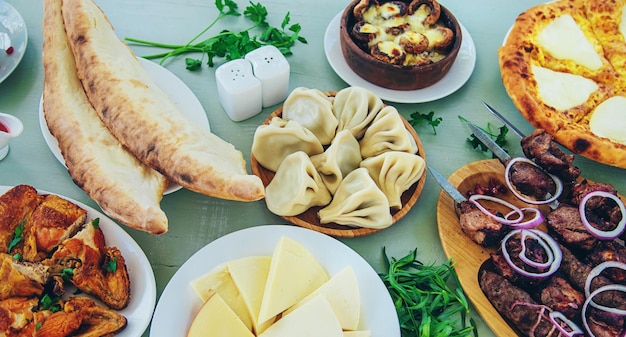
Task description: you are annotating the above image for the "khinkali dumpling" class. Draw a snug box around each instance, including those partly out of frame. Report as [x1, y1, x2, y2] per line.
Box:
[310, 130, 362, 194]
[359, 105, 416, 158]
[318, 168, 392, 229]
[360, 152, 425, 210]
[333, 86, 385, 139]
[282, 87, 338, 145]
[265, 152, 332, 216]
[252, 117, 323, 171]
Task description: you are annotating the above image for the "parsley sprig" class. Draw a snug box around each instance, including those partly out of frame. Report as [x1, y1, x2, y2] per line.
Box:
[380, 248, 477, 337]
[124, 0, 307, 70]
[458, 116, 509, 153]
[409, 110, 442, 135]
[7, 220, 25, 253]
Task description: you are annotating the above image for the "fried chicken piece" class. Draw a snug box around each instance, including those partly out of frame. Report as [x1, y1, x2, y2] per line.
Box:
[0, 185, 44, 255]
[46, 220, 131, 310]
[21, 194, 87, 262]
[64, 297, 127, 337]
[0, 297, 42, 335]
[0, 253, 49, 300]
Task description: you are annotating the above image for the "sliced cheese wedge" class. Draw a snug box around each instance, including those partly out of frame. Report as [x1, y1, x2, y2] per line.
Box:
[589, 96, 626, 144]
[537, 14, 603, 70]
[187, 293, 255, 337]
[228, 256, 273, 334]
[285, 266, 361, 330]
[190, 264, 253, 331]
[258, 296, 343, 337]
[532, 64, 598, 111]
[257, 236, 329, 324]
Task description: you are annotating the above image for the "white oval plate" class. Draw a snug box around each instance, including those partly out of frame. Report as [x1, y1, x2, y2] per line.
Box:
[0, 1, 28, 84]
[0, 185, 156, 337]
[39, 58, 210, 194]
[150, 225, 400, 337]
[324, 11, 476, 103]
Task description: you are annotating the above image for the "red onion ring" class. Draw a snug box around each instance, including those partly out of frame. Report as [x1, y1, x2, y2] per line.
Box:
[505, 157, 564, 205]
[549, 311, 584, 337]
[582, 283, 626, 337]
[578, 190, 626, 240]
[469, 194, 523, 224]
[500, 229, 562, 279]
[504, 207, 544, 229]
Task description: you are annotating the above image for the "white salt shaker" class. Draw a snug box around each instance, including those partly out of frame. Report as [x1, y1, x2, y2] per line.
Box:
[0, 112, 23, 161]
[215, 59, 263, 122]
[245, 45, 290, 108]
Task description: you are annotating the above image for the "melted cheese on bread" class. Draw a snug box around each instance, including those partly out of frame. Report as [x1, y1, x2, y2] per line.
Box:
[532, 64, 599, 111]
[589, 96, 626, 144]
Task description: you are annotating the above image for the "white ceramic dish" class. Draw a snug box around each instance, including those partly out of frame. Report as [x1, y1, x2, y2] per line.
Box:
[0, 185, 156, 337]
[39, 58, 210, 194]
[324, 11, 476, 103]
[150, 225, 400, 337]
[0, 1, 27, 84]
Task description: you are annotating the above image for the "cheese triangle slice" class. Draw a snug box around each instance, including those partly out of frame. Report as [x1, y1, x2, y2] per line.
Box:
[228, 256, 273, 334]
[532, 64, 598, 111]
[189, 264, 253, 331]
[258, 296, 343, 337]
[284, 266, 361, 330]
[187, 292, 255, 337]
[257, 236, 329, 324]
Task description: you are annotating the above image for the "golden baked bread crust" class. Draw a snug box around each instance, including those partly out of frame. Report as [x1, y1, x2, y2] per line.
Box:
[499, 0, 626, 168]
[42, 0, 169, 234]
[61, 0, 265, 201]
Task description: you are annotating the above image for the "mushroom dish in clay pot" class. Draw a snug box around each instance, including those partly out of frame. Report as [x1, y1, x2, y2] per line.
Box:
[340, 0, 462, 90]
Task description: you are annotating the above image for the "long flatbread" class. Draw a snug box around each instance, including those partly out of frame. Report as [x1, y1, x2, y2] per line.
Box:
[61, 0, 265, 202]
[42, 0, 169, 234]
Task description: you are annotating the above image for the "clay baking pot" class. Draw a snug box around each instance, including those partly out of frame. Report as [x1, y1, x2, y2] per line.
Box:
[339, 0, 462, 90]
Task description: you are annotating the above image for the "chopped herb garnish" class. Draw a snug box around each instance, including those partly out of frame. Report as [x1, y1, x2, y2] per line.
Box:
[39, 294, 62, 313]
[36, 322, 43, 331]
[61, 268, 74, 281]
[124, 0, 307, 70]
[380, 248, 477, 337]
[458, 116, 509, 153]
[7, 220, 25, 253]
[91, 218, 100, 229]
[12, 253, 22, 261]
[409, 110, 442, 135]
[105, 257, 118, 273]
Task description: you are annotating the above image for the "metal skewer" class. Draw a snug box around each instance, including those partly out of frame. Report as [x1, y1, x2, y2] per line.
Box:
[481, 100, 526, 138]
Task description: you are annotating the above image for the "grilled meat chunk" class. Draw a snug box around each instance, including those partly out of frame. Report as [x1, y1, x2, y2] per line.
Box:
[585, 240, 626, 283]
[458, 200, 508, 247]
[479, 269, 562, 336]
[508, 160, 556, 200]
[521, 129, 580, 183]
[536, 276, 584, 321]
[569, 180, 623, 228]
[547, 204, 598, 251]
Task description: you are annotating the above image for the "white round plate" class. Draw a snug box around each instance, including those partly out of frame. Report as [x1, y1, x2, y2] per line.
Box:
[324, 11, 476, 103]
[39, 58, 210, 194]
[0, 185, 156, 337]
[150, 225, 400, 337]
[0, 1, 28, 84]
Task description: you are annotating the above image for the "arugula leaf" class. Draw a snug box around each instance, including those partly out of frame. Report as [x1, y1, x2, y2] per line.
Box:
[7, 220, 25, 253]
[380, 248, 477, 337]
[125, 0, 306, 69]
[409, 110, 442, 135]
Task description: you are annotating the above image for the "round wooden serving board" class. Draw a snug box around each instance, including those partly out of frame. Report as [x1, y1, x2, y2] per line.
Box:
[251, 92, 426, 238]
[436, 159, 626, 336]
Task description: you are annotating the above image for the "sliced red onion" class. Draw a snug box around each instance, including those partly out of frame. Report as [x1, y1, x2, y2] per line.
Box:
[582, 283, 626, 337]
[505, 157, 564, 205]
[549, 311, 584, 337]
[578, 190, 626, 240]
[504, 207, 544, 229]
[469, 194, 523, 224]
[584, 261, 626, 307]
[501, 229, 562, 279]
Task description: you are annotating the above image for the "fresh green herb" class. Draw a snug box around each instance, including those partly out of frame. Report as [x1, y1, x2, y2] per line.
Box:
[61, 268, 74, 281]
[409, 110, 442, 135]
[458, 116, 509, 153]
[380, 248, 477, 337]
[39, 294, 62, 313]
[12, 253, 22, 261]
[7, 220, 25, 253]
[36, 322, 43, 331]
[124, 0, 307, 70]
[105, 257, 118, 273]
[91, 218, 100, 229]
